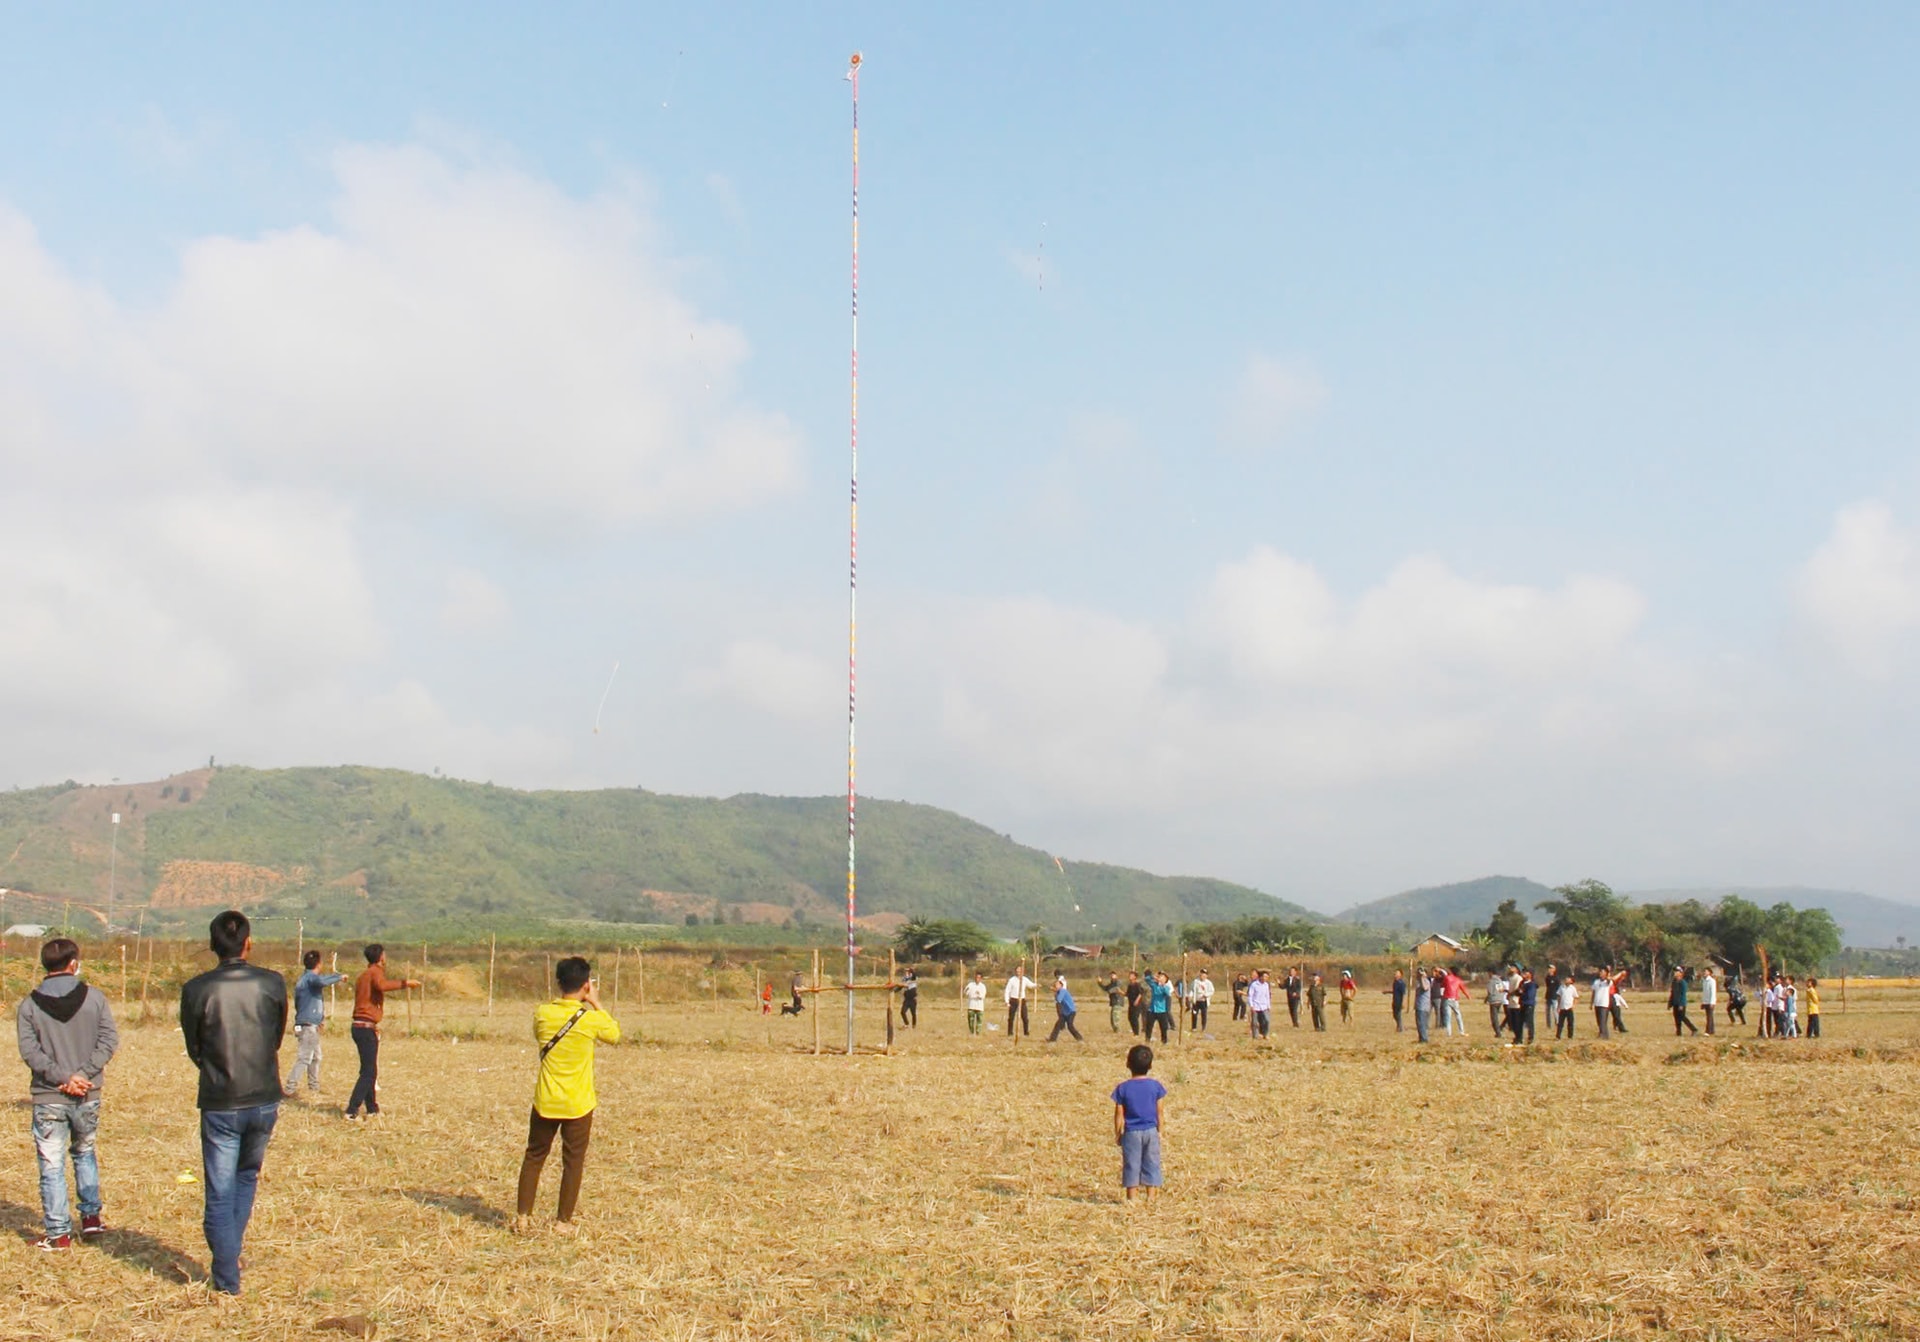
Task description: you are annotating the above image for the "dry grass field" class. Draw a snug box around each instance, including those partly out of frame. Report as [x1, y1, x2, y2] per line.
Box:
[4, 977, 1919, 1341]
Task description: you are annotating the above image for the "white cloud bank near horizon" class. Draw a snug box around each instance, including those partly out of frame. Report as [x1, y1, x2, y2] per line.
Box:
[0, 140, 795, 786]
[2, 141, 1917, 905]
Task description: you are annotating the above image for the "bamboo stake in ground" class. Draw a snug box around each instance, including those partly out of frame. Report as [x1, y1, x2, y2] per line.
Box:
[407, 962, 416, 1036]
[120, 942, 128, 1003]
[637, 948, 646, 1028]
[813, 948, 822, 1056]
[139, 938, 153, 1024]
[330, 951, 339, 1024]
[296, 918, 303, 965]
[612, 945, 620, 1014]
[487, 934, 496, 1017]
[886, 949, 896, 1053]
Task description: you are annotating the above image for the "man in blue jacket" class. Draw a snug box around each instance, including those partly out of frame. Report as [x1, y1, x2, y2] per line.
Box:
[285, 950, 347, 1097]
[1046, 975, 1084, 1042]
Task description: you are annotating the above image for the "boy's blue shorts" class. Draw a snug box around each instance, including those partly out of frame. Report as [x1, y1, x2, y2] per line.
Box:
[1120, 1128, 1162, 1188]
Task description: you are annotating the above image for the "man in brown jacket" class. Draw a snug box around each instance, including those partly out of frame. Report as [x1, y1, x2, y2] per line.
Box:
[344, 944, 418, 1120]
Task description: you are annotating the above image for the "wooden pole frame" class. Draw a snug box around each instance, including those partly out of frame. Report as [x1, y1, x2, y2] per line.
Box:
[637, 948, 646, 1031]
[487, 934, 497, 1017]
[812, 948, 822, 1056]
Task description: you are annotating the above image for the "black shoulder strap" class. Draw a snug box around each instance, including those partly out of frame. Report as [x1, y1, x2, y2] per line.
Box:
[540, 1004, 593, 1060]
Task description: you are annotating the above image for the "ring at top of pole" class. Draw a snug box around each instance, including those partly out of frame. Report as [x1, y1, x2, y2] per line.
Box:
[847, 51, 862, 77]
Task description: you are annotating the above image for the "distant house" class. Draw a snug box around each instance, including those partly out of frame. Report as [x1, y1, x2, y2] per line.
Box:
[1048, 944, 1104, 960]
[1413, 933, 1465, 960]
[4, 924, 51, 939]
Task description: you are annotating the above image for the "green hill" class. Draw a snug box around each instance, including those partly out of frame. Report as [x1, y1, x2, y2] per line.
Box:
[0, 765, 1317, 940]
[1336, 875, 1560, 938]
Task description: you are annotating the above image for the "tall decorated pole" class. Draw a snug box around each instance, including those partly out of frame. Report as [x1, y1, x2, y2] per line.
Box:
[844, 50, 863, 1056]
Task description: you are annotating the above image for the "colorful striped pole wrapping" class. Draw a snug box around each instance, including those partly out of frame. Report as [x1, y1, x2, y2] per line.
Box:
[845, 50, 862, 1057]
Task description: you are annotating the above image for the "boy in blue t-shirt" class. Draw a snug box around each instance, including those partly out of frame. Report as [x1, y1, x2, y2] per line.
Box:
[1110, 1044, 1167, 1201]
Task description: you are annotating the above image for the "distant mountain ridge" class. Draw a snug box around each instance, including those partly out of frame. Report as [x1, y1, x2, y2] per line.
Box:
[1336, 876, 1559, 938]
[0, 765, 1318, 940]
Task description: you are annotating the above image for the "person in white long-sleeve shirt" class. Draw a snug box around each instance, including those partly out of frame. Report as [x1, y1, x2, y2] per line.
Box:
[1188, 973, 1214, 1033]
[1590, 971, 1613, 1039]
[1245, 971, 1272, 1039]
[1698, 967, 1718, 1036]
[1004, 971, 1035, 1037]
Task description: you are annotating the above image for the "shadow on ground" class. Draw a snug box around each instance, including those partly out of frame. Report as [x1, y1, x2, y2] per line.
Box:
[0, 1198, 200, 1283]
[405, 1189, 507, 1226]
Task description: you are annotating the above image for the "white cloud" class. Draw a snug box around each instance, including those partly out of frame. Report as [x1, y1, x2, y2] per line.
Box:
[439, 569, 512, 636]
[0, 143, 801, 527]
[870, 548, 1652, 808]
[701, 640, 840, 723]
[0, 139, 800, 789]
[1794, 501, 1920, 674]
[0, 486, 378, 743]
[1223, 353, 1327, 447]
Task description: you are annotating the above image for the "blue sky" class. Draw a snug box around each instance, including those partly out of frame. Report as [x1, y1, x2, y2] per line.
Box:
[5, 5, 1920, 909]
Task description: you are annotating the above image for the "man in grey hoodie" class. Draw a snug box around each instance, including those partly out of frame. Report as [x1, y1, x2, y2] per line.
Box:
[15, 937, 119, 1250]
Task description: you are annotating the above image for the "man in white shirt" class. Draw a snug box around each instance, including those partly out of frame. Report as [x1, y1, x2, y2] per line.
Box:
[1245, 971, 1272, 1039]
[1188, 973, 1214, 1033]
[1003, 970, 1035, 1038]
[963, 972, 988, 1035]
[1698, 967, 1717, 1036]
[1555, 977, 1578, 1038]
[1590, 971, 1613, 1039]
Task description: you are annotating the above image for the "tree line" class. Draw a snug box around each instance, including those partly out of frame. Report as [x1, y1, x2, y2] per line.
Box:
[1475, 879, 1840, 979]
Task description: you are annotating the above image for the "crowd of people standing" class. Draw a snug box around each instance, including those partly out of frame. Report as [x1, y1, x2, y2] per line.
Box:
[950, 958, 1829, 1050]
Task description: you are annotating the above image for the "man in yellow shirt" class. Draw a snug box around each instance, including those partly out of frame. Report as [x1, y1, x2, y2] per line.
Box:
[513, 956, 620, 1233]
[1805, 977, 1822, 1039]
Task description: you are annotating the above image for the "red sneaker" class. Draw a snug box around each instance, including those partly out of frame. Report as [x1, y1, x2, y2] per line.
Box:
[34, 1234, 73, 1251]
[80, 1216, 105, 1237]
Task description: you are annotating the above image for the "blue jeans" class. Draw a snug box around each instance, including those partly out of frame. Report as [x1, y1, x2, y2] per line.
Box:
[201, 1103, 279, 1294]
[1414, 1004, 1431, 1043]
[32, 1096, 102, 1237]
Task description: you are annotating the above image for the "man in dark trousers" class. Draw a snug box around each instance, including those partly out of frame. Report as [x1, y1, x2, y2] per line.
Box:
[1285, 969, 1304, 1028]
[17, 936, 118, 1249]
[180, 911, 287, 1296]
[345, 944, 420, 1119]
[1306, 974, 1328, 1031]
[1384, 969, 1407, 1032]
[1124, 972, 1147, 1037]
[1668, 967, 1700, 1037]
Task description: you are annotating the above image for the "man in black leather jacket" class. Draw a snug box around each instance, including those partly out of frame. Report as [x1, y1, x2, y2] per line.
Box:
[179, 910, 286, 1296]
